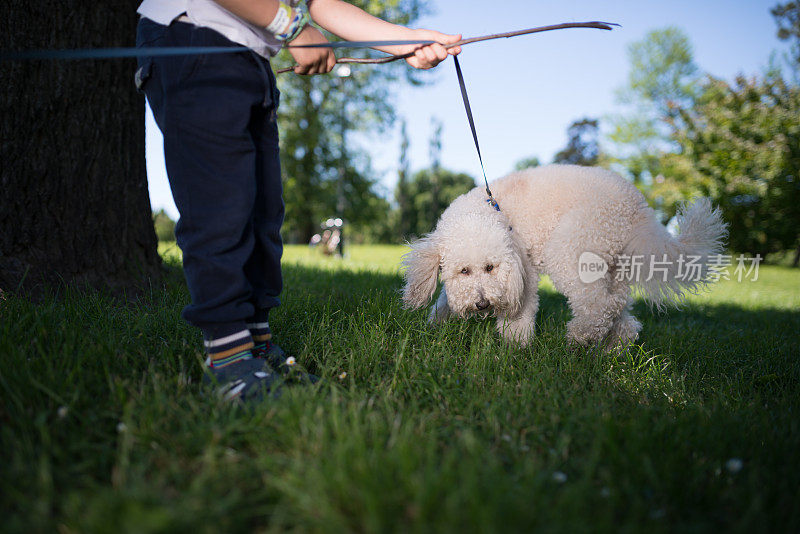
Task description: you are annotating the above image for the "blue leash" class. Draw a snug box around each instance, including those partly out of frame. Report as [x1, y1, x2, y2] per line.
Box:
[0, 21, 618, 64]
[2, 22, 619, 209]
[0, 40, 437, 61]
[0, 36, 495, 205]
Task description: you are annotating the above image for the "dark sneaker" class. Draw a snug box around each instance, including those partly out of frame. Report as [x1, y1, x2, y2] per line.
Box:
[254, 341, 320, 384]
[254, 340, 286, 367]
[203, 357, 280, 403]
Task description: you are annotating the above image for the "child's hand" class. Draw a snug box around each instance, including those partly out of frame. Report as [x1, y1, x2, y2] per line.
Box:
[289, 26, 337, 75]
[403, 30, 462, 70]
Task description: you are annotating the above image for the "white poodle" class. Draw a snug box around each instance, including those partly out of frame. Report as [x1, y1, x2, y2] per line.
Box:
[402, 164, 727, 348]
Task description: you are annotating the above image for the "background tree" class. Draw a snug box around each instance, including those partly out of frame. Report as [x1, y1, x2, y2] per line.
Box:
[393, 118, 475, 237]
[153, 210, 176, 242]
[606, 27, 700, 186]
[513, 156, 541, 171]
[0, 1, 161, 294]
[428, 117, 443, 222]
[772, 2, 800, 67]
[645, 7, 800, 262]
[552, 118, 600, 166]
[404, 168, 475, 237]
[652, 72, 800, 260]
[395, 119, 413, 240]
[274, 0, 427, 243]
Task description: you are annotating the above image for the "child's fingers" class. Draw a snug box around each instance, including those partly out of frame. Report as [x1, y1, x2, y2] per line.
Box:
[430, 43, 448, 62]
[295, 62, 315, 75]
[420, 46, 438, 67]
[430, 32, 461, 56]
[440, 33, 462, 45]
[444, 34, 462, 55]
[413, 48, 428, 68]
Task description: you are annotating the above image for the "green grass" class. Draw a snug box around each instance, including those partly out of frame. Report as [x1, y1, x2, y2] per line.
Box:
[2, 244, 799, 532]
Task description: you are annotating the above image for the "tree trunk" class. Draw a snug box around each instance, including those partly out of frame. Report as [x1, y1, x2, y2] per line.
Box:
[297, 78, 319, 244]
[793, 241, 800, 268]
[0, 1, 161, 295]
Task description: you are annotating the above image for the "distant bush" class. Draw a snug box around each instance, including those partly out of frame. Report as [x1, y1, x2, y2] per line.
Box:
[153, 209, 176, 242]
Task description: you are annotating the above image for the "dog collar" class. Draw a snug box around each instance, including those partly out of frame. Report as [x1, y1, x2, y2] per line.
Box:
[486, 196, 512, 231]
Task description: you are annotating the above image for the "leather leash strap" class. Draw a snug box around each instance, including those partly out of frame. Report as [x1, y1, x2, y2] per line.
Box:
[452, 55, 493, 201]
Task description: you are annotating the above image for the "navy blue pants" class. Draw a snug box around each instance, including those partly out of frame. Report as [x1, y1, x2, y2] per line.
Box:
[136, 18, 283, 340]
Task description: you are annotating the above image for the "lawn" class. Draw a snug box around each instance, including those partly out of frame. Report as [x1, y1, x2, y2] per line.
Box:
[2, 244, 799, 532]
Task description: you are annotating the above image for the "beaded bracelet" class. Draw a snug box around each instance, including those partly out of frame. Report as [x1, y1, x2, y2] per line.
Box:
[274, 4, 310, 43]
[266, 1, 293, 34]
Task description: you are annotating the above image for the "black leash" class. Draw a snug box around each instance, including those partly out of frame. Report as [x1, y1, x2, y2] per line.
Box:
[453, 55, 498, 208]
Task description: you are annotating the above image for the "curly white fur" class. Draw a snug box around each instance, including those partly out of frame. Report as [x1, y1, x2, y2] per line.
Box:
[402, 164, 728, 348]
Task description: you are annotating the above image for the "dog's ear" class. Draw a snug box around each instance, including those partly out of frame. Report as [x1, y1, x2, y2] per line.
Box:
[401, 235, 441, 309]
[504, 229, 529, 317]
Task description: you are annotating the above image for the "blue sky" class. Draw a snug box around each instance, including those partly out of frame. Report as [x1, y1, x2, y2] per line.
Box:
[146, 0, 791, 220]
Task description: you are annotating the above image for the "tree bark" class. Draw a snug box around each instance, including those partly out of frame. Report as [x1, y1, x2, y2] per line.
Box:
[0, 1, 161, 295]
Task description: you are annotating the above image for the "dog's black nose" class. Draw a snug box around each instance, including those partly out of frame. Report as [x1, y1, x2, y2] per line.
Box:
[476, 298, 490, 310]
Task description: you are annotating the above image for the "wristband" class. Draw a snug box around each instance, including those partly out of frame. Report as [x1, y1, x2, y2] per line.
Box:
[275, 5, 310, 43]
[266, 2, 293, 34]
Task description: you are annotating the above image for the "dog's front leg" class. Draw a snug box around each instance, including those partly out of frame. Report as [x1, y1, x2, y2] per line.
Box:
[428, 286, 452, 324]
[497, 268, 540, 346]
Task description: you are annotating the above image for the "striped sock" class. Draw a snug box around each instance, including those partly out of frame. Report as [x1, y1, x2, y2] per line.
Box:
[204, 329, 254, 369]
[248, 320, 272, 352]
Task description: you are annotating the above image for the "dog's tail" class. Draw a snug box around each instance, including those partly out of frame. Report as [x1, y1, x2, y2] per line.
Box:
[622, 198, 728, 309]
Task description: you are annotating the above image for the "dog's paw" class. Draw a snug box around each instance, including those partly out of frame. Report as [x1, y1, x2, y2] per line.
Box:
[602, 315, 641, 352]
[427, 304, 451, 324]
[566, 319, 612, 348]
[498, 317, 535, 346]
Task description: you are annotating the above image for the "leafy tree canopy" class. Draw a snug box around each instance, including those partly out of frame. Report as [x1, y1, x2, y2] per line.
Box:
[772, 1, 800, 66]
[552, 118, 600, 167]
[607, 27, 700, 185]
[652, 72, 800, 256]
[399, 168, 476, 238]
[513, 156, 540, 171]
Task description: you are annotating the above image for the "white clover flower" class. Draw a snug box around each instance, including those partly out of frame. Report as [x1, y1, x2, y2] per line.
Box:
[338, 372, 348, 380]
[725, 458, 743, 474]
[285, 356, 296, 366]
[552, 471, 567, 484]
[57, 406, 69, 419]
[116, 422, 127, 433]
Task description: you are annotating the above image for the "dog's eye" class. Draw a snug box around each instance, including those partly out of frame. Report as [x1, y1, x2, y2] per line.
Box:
[485, 264, 494, 273]
[460, 267, 471, 275]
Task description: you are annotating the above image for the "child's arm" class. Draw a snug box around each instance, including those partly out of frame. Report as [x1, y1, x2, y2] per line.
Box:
[307, 0, 461, 69]
[213, 0, 336, 74]
[212, 0, 460, 72]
